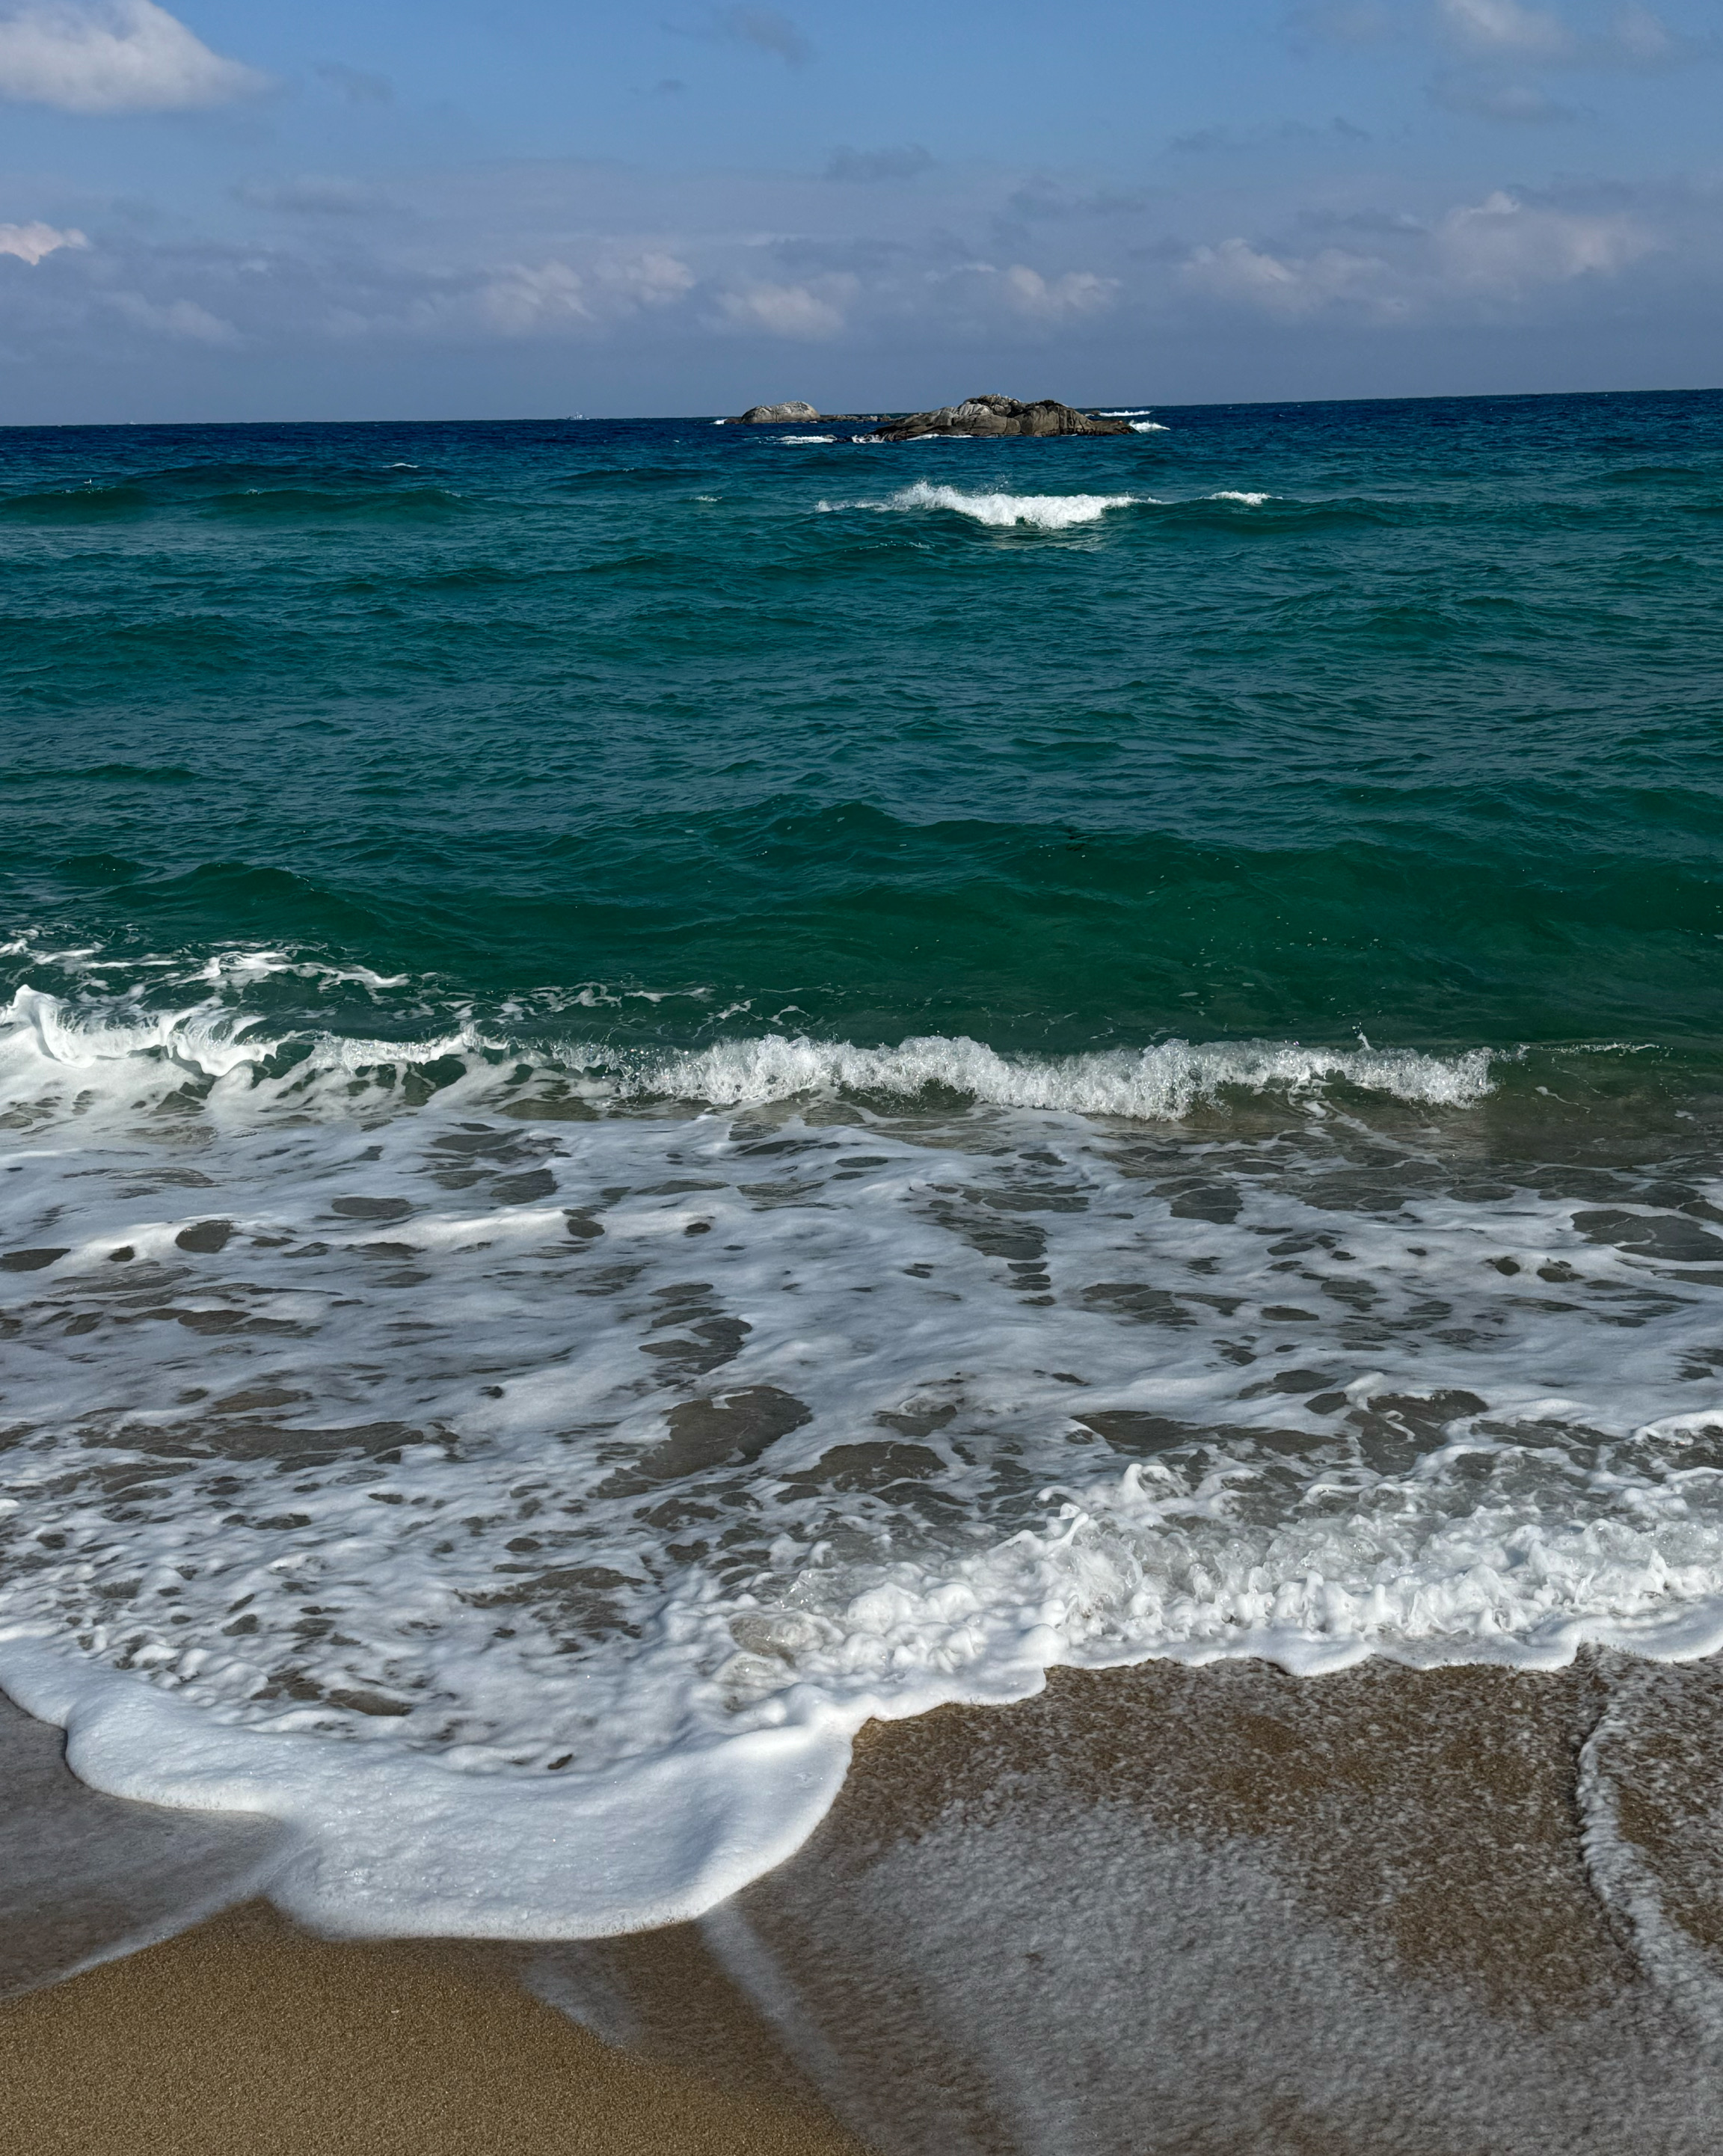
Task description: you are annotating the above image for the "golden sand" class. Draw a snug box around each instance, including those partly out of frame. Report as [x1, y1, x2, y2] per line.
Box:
[0, 1899, 868, 2156]
[11, 1655, 1723, 2153]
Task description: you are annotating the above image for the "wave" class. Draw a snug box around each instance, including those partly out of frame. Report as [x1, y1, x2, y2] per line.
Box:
[209, 487, 467, 520]
[3, 985, 1494, 1120]
[7, 975, 1723, 1946]
[611, 1032, 1496, 1116]
[1129, 422, 1170, 433]
[1211, 491, 1272, 506]
[822, 482, 1146, 530]
[0, 484, 153, 520]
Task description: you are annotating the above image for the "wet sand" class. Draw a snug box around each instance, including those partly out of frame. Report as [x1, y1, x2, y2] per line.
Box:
[0, 1899, 868, 2156]
[9, 1653, 1723, 2153]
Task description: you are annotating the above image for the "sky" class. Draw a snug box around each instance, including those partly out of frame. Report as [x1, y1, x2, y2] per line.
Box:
[0, 0, 1718, 421]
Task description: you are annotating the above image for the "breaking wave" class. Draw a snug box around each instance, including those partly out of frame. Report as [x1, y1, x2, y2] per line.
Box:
[3, 986, 1494, 1121]
[817, 482, 1147, 530]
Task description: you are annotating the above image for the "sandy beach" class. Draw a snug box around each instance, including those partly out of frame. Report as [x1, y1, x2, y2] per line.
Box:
[0, 1897, 868, 2156]
[10, 1650, 1723, 2154]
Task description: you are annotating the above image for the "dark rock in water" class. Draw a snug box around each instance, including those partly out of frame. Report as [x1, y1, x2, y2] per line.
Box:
[722, 402, 886, 426]
[735, 400, 822, 424]
[722, 395, 1125, 434]
[872, 394, 1131, 440]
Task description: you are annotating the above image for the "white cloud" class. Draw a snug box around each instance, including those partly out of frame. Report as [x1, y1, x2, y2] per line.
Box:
[1612, 3, 1675, 59]
[0, 1, 265, 114]
[473, 254, 694, 334]
[0, 217, 87, 262]
[1182, 188, 1656, 317]
[107, 290, 241, 343]
[716, 278, 847, 337]
[1434, 187, 1656, 286]
[479, 261, 590, 334]
[1436, 0, 1570, 55]
[1001, 265, 1119, 319]
[0, 152, 1701, 410]
[599, 250, 695, 305]
[1180, 236, 1386, 316]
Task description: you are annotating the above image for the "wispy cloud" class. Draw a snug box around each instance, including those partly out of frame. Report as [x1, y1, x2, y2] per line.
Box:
[236, 176, 394, 217]
[1000, 179, 1152, 222]
[826, 144, 934, 183]
[107, 289, 242, 343]
[1182, 236, 1386, 317]
[313, 61, 391, 105]
[0, 217, 87, 262]
[1294, 0, 1707, 71]
[1172, 116, 1371, 152]
[1437, 0, 1571, 55]
[0, 153, 1700, 418]
[1182, 185, 1656, 315]
[672, 5, 813, 67]
[1429, 69, 1586, 114]
[716, 277, 849, 336]
[0, 1, 266, 114]
[1434, 185, 1655, 285]
[999, 264, 1118, 319]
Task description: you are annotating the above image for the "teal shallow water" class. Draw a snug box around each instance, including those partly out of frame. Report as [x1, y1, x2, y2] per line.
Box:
[2, 389, 1722, 1055]
[4, 392, 1723, 1937]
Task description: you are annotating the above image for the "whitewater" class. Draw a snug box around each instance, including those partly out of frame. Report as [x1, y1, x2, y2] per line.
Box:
[3, 389, 1722, 1942]
[6, 959, 1723, 1935]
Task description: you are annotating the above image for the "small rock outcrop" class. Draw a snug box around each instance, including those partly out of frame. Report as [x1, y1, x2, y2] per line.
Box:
[873, 394, 1130, 440]
[723, 401, 885, 425]
[719, 394, 1131, 434]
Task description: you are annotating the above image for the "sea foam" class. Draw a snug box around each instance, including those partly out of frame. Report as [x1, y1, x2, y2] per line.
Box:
[5, 974, 1723, 1941]
[817, 482, 1146, 530]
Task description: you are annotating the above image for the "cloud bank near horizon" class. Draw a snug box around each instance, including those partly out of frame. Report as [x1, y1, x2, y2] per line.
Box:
[0, 0, 1716, 418]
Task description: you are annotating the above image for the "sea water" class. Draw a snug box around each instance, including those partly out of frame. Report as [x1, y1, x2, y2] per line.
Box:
[3, 390, 1723, 1934]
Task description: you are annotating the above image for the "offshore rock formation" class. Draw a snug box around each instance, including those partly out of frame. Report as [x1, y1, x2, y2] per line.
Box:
[725, 400, 884, 425]
[724, 395, 1129, 436]
[873, 394, 1131, 440]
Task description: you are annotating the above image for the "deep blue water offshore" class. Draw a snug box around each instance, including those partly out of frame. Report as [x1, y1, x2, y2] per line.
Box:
[4, 391, 1723, 1935]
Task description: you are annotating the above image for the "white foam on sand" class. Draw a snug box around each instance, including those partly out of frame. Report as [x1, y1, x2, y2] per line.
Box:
[6, 974, 1723, 1938]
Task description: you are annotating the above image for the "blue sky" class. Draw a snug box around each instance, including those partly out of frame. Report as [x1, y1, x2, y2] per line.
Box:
[0, 0, 1718, 420]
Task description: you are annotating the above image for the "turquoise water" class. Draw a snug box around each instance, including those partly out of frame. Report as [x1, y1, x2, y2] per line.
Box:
[4, 392, 1723, 1936]
[4, 390, 1722, 1057]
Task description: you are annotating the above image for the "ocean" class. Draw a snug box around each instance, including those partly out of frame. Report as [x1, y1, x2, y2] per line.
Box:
[3, 388, 1723, 1938]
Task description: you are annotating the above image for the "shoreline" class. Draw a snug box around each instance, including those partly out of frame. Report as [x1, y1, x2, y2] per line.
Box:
[10, 1654, 1723, 2151]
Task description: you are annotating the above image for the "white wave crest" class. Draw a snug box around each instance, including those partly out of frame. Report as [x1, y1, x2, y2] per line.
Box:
[1, 990, 1496, 1123]
[4, 983, 485, 1089]
[778, 434, 835, 443]
[620, 1034, 1496, 1117]
[1129, 421, 1170, 432]
[882, 480, 1143, 529]
[1211, 491, 1271, 505]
